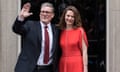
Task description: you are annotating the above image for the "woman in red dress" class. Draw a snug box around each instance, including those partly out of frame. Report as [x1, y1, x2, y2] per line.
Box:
[58, 6, 88, 72]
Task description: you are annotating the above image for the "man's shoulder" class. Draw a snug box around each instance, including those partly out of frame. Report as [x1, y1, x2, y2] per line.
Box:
[26, 20, 39, 25]
[27, 20, 39, 23]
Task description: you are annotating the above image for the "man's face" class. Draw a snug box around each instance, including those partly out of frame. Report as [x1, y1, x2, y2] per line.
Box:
[40, 6, 54, 24]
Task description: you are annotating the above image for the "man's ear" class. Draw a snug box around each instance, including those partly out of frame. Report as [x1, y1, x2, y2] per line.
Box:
[51, 13, 55, 18]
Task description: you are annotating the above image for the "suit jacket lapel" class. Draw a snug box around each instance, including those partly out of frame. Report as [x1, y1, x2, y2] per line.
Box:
[37, 21, 42, 52]
[51, 24, 56, 53]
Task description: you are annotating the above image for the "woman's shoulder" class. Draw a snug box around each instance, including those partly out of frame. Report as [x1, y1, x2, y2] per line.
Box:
[77, 27, 85, 32]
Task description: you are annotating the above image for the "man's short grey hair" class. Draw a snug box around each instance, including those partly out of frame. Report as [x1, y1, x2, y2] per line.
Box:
[41, 2, 54, 12]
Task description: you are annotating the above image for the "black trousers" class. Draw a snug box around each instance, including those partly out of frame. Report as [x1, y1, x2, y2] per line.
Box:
[33, 65, 53, 72]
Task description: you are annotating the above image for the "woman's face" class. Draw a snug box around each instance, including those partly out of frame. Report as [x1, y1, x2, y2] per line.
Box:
[65, 10, 75, 26]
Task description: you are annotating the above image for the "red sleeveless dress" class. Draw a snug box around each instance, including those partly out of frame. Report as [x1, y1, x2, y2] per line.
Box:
[59, 28, 88, 72]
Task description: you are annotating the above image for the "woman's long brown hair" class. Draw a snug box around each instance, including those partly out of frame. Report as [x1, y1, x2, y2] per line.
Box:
[58, 6, 82, 30]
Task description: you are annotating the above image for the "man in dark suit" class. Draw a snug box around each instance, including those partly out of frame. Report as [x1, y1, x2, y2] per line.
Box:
[12, 2, 60, 72]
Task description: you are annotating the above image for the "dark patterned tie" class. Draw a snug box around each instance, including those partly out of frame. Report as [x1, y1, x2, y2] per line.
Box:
[44, 26, 49, 64]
